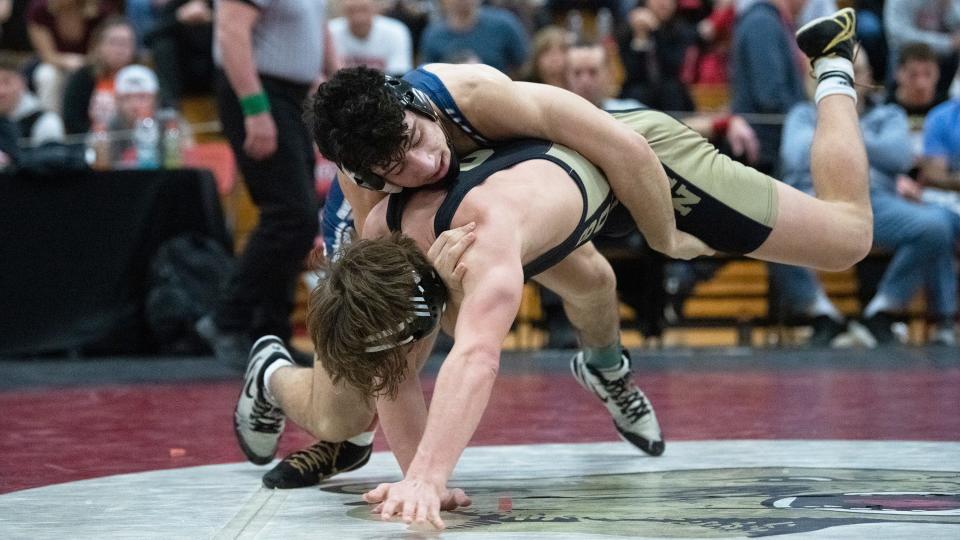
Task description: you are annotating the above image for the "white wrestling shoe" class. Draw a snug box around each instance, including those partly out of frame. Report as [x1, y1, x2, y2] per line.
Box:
[571, 349, 665, 456]
[234, 335, 289, 465]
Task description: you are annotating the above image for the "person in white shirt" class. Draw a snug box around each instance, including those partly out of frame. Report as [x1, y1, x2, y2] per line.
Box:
[329, 0, 413, 76]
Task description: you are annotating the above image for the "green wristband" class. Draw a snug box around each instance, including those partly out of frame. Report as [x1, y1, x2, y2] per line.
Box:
[240, 92, 271, 116]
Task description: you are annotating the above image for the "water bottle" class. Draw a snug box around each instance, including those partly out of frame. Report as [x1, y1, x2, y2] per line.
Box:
[133, 116, 160, 169]
[84, 125, 111, 171]
[159, 109, 182, 169]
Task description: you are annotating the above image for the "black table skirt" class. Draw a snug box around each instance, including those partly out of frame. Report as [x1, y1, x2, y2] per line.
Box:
[0, 168, 231, 355]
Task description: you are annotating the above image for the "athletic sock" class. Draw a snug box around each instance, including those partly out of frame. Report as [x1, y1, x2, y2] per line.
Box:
[813, 57, 857, 104]
[583, 341, 622, 370]
[263, 357, 294, 406]
[347, 431, 375, 446]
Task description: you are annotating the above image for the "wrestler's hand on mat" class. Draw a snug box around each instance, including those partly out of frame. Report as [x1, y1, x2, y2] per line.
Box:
[664, 230, 715, 260]
[368, 487, 472, 515]
[243, 112, 278, 160]
[427, 222, 476, 302]
[363, 477, 454, 529]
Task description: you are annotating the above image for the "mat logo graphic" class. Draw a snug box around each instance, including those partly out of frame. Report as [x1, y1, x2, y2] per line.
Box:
[330, 467, 960, 537]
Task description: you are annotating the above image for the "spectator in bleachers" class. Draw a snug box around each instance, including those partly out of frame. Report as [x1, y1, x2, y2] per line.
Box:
[419, 0, 530, 76]
[777, 50, 959, 346]
[683, 0, 734, 86]
[0, 0, 11, 28]
[854, 0, 888, 83]
[0, 52, 64, 146]
[382, 0, 430, 55]
[731, 0, 807, 176]
[0, 0, 32, 52]
[26, 0, 119, 115]
[884, 0, 960, 103]
[889, 42, 942, 123]
[61, 16, 136, 135]
[567, 43, 636, 109]
[105, 63, 190, 169]
[915, 83, 960, 225]
[147, 0, 214, 108]
[0, 116, 19, 169]
[329, 0, 413, 76]
[124, 0, 159, 47]
[521, 25, 568, 87]
[618, 0, 697, 112]
[921, 96, 960, 194]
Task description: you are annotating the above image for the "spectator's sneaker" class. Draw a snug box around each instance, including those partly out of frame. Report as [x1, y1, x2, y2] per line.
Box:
[795, 7, 857, 64]
[196, 315, 251, 372]
[571, 350, 664, 456]
[235, 335, 289, 465]
[262, 440, 373, 489]
[808, 315, 847, 348]
[930, 325, 957, 346]
[862, 312, 896, 346]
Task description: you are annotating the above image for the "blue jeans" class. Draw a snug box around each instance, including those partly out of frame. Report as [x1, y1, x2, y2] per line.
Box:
[872, 192, 959, 318]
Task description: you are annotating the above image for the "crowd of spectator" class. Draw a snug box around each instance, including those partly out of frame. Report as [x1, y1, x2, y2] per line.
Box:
[0, 0, 957, 347]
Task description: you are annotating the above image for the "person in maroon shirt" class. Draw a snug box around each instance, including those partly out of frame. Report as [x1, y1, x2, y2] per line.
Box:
[26, 0, 118, 114]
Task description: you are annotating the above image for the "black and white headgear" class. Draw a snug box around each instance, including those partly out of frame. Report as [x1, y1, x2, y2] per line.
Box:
[345, 76, 439, 192]
[363, 265, 447, 353]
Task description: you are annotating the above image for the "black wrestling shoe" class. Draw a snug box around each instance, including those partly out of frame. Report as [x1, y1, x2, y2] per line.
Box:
[796, 7, 857, 64]
[262, 440, 373, 489]
[862, 312, 896, 346]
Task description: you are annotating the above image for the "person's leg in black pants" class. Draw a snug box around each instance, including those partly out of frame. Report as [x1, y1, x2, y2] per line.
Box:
[205, 72, 318, 368]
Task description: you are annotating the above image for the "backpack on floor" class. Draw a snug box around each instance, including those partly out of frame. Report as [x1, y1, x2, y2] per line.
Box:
[146, 233, 234, 353]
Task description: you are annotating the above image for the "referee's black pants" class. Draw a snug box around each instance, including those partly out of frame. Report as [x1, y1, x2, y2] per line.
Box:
[214, 70, 318, 342]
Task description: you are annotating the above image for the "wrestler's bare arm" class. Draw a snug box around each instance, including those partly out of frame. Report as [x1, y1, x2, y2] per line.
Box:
[365, 204, 524, 527]
[337, 171, 387, 234]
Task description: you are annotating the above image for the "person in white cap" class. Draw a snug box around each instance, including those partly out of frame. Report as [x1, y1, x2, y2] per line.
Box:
[108, 64, 188, 169]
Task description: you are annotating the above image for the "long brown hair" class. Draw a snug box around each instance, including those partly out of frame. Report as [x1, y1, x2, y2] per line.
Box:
[308, 232, 433, 398]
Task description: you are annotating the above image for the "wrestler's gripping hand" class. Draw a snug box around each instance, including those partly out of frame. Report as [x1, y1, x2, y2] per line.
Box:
[427, 222, 477, 304]
[665, 230, 715, 260]
[365, 480, 471, 529]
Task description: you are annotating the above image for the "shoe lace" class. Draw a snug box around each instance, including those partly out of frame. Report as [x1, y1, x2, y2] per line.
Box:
[251, 398, 284, 433]
[600, 376, 650, 423]
[286, 441, 339, 476]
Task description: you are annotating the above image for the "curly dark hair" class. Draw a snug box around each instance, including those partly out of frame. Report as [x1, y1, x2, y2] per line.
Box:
[308, 232, 438, 398]
[305, 66, 409, 175]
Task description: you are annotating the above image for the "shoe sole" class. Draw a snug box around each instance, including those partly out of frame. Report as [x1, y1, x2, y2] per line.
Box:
[615, 424, 665, 457]
[796, 7, 856, 56]
[234, 335, 287, 466]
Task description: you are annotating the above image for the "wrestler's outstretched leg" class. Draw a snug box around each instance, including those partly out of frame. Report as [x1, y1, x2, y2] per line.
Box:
[751, 8, 871, 270]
